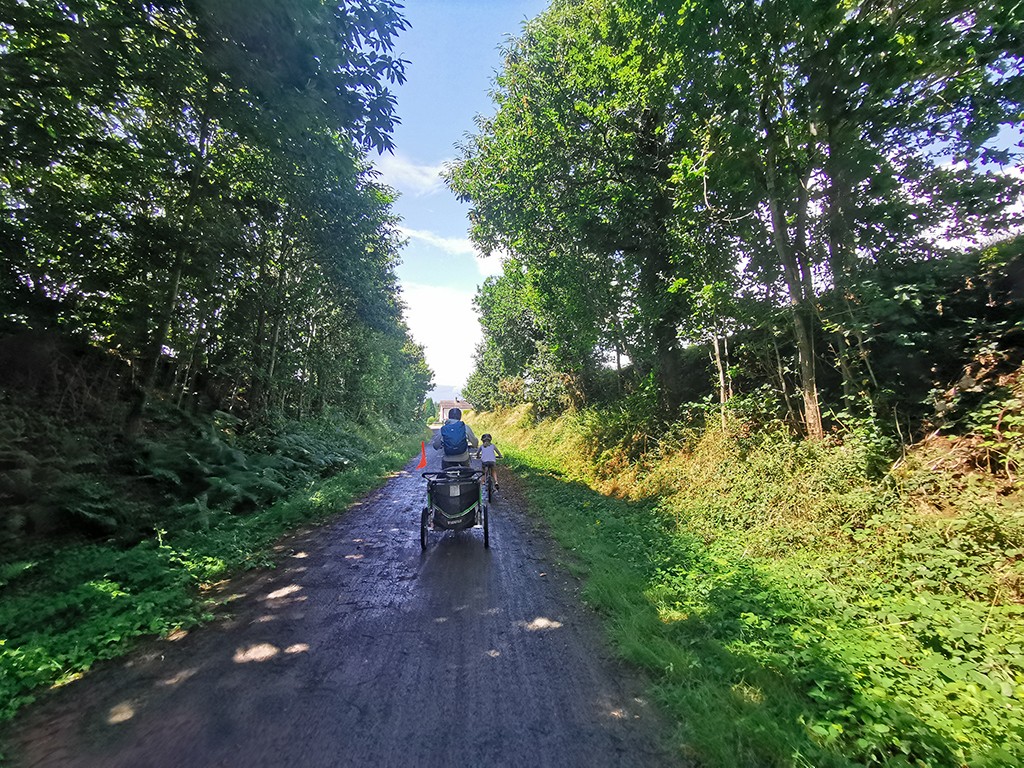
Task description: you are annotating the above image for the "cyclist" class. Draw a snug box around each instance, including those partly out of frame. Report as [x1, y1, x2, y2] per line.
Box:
[431, 407, 478, 468]
[478, 433, 503, 491]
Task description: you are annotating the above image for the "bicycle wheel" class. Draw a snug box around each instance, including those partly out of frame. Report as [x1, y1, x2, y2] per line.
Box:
[487, 472, 494, 502]
[420, 506, 429, 550]
[483, 503, 489, 548]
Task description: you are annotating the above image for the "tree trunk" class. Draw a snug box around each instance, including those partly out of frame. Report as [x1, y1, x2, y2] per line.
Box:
[712, 333, 728, 429]
[124, 111, 212, 438]
[248, 254, 270, 417]
[762, 142, 824, 439]
[824, 117, 862, 404]
[265, 265, 287, 408]
[773, 339, 797, 426]
[124, 249, 186, 437]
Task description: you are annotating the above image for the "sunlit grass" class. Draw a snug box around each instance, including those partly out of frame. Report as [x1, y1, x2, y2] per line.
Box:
[472, 408, 1024, 768]
[0, 432, 423, 724]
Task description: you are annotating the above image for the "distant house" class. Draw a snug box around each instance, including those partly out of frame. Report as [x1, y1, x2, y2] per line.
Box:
[438, 399, 473, 422]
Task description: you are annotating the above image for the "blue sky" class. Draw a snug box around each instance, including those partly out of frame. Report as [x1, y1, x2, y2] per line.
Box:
[374, 1, 549, 394]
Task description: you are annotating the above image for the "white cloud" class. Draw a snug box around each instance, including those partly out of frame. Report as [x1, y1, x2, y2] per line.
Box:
[402, 281, 482, 387]
[374, 152, 447, 196]
[399, 226, 475, 256]
[400, 226, 506, 279]
[476, 249, 506, 278]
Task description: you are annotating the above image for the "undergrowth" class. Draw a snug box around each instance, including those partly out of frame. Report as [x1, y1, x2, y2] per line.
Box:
[474, 404, 1024, 767]
[0, 410, 424, 725]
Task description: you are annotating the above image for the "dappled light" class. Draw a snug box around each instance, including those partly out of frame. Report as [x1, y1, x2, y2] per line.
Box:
[523, 617, 563, 631]
[265, 584, 302, 600]
[656, 608, 687, 624]
[106, 702, 135, 725]
[344, 554, 364, 560]
[486, 649, 501, 658]
[291, 551, 309, 559]
[731, 682, 765, 705]
[159, 669, 197, 687]
[165, 629, 189, 642]
[285, 644, 309, 654]
[233, 643, 280, 663]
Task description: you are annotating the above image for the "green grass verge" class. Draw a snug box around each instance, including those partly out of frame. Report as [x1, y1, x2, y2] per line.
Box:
[0, 432, 422, 725]
[478, 412, 1024, 768]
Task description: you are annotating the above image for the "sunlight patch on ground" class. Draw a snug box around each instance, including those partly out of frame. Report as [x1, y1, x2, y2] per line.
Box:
[732, 682, 764, 704]
[285, 643, 310, 654]
[486, 649, 501, 658]
[165, 628, 189, 642]
[435, 616, 448, 623]
[657, 608, 689, 623]
[523, 617, 563, 631]
[344, 554, 364, 560]
[52, 671, 84, 688]
[159, 668, 197, 687]
[483, 607, 501, 615]
[233, 643, 280, 663]
[266, 584, 302, 600]
[291, 551, 309, 559]
[107, 702, 135, 724]
[255, 614, 277, 623]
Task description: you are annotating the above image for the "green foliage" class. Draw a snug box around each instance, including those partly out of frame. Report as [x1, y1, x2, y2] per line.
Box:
[960, 389, 1024, 477]
[0, 0, 429, 430]
[0, 423, 421, 724]
[449, 0, 1024, 434]
[474, 406, 1024, 767]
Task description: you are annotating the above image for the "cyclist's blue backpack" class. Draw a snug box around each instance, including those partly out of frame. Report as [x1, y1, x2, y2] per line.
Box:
[440, 420, 468, 455]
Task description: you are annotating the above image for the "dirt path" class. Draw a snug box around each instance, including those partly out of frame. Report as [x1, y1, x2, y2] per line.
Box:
[4, 444, 682, 768]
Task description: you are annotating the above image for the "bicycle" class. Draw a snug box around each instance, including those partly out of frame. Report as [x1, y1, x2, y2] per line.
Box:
[482, 462, 495, 502]
[473, 449, 496, 502]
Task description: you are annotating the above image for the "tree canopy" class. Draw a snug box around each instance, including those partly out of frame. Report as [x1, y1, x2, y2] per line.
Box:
[0, 0, 431, 428]
[448, 0, 1023, 435]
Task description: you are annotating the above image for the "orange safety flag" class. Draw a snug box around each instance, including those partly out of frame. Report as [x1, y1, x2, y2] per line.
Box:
[415, 441, 427, 469]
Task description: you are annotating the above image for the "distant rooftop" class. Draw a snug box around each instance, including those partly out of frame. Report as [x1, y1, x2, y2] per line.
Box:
[438, 399, 473, 420]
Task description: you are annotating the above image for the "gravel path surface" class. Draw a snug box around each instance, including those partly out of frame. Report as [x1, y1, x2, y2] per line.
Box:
[5, 442, 682, 768]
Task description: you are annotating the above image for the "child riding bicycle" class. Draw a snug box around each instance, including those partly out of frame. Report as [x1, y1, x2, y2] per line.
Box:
[477, 433, 503, 491]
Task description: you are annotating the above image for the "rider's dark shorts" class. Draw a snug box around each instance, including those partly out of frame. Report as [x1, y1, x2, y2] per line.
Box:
[482, 461, 496, 468]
